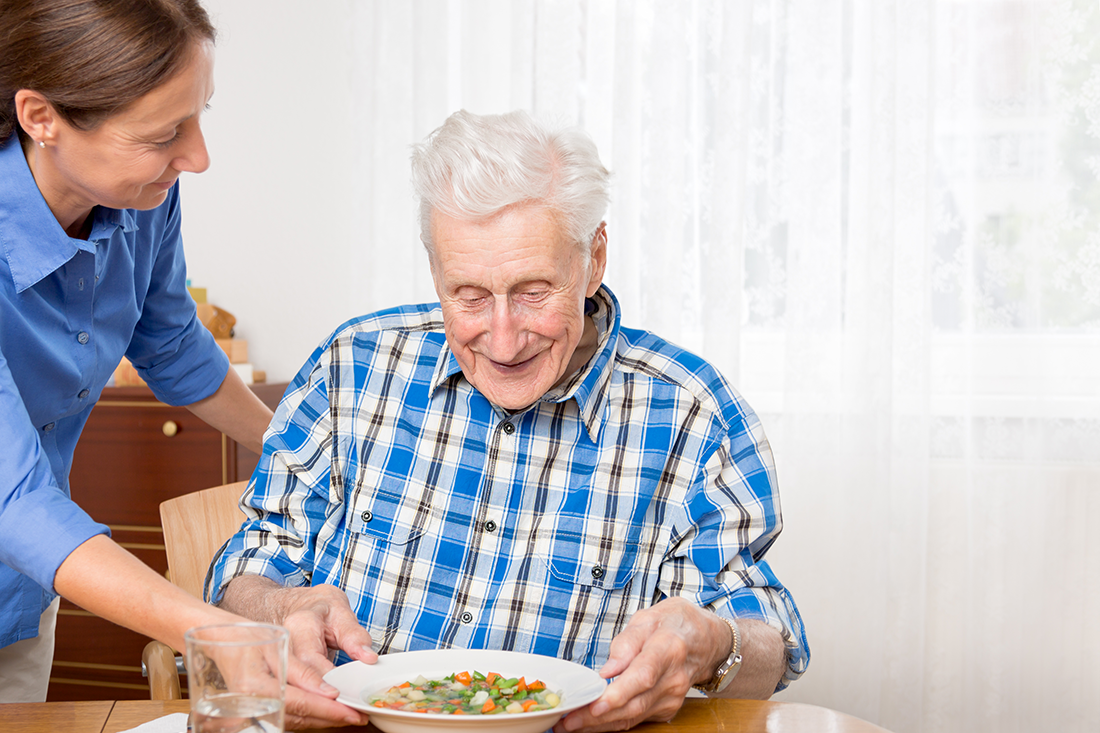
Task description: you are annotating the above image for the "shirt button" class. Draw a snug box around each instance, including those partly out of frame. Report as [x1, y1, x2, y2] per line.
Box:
[43, 422, 56, 433]
[361, 510, 373, 523]
[501, 422, 515, 435]
[484, 520, 497, 533]
[77, 331, 90, 344]
[78, 389, 90, 399]
[591, 564, 605, 580]
[460, 611, 473, 624]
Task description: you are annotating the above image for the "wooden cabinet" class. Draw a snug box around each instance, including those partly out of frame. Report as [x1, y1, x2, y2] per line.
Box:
[47, 382, 288, 702]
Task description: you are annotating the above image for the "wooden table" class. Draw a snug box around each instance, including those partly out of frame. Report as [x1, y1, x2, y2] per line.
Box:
[0, 697, 891, 733]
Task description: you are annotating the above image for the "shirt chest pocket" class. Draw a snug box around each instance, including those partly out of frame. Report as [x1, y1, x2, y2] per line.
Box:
[543, 536, 638, 592]
[348, 481, 432, 546]
[534, 510, 643, 592]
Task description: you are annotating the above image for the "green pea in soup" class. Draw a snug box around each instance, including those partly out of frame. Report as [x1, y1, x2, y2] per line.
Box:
[367, 670, 562, 715]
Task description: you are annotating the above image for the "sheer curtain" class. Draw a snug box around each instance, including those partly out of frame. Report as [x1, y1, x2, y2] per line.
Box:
[351, 2, 1100, 731]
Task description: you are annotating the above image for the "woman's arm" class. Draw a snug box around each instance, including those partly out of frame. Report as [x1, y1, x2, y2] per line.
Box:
[186, 367, 274, 455]
[53, 534, 238, 652]
[53, 535, 370, 728]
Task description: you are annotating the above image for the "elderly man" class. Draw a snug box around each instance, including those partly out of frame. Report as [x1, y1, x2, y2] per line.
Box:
[209, 109, 809, 730]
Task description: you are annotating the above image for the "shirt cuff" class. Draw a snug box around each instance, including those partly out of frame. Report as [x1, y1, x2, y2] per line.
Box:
[140, 324, 231, 407]
[0, 485, 109, 593]
[206, 560, 298, 605]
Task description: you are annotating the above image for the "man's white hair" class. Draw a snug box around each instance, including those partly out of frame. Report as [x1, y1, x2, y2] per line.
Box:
[411, 109, 611, 253]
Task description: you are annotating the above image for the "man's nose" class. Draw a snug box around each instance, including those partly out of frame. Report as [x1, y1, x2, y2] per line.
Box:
[485, 297, 525, 360]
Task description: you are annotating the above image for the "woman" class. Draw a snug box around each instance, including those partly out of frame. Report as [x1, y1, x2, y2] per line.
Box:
[0, 1, 372, 724]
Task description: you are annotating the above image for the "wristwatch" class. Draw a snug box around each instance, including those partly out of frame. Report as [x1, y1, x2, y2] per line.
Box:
[693, 616, 742, 693]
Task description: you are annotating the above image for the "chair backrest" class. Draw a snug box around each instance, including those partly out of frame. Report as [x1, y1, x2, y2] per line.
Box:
[159, 480, 248, 599]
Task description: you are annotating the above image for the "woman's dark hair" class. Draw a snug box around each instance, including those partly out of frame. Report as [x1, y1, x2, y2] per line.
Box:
[0, 0, 216, 142]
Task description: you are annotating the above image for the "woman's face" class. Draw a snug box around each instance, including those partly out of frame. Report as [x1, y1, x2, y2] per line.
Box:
[45, 41, 215, 213]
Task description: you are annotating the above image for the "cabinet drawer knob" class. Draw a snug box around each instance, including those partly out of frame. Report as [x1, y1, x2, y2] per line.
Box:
[162, 420, 179, 437]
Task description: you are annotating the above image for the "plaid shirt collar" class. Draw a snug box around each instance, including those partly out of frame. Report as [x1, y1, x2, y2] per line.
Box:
[429, 285, 620, 444]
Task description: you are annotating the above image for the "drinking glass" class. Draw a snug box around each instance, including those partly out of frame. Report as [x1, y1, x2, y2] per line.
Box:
[184, 622, 289, 733]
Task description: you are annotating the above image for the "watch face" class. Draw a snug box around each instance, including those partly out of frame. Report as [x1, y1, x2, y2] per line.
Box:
[713, 655, 743, 693]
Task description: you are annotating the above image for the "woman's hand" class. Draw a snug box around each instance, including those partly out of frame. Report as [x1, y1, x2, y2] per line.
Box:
[219, 577, 378, 728]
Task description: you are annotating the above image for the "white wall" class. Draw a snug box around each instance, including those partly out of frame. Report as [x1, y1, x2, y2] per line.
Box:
[182, 0, 420, 384]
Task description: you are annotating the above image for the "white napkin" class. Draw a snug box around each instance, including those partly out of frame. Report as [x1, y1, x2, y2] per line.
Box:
[117, 712, 189, 733]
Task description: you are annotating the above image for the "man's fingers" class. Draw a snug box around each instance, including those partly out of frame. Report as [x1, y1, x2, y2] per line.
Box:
[597, 627, 684, 708]
[294, 646, 340, 683]
[558, 690, 663, 733]
[322, 604, 377, 663]
[283, 584, 377, 664]
[573, 604, 700, 730]
[599, 619, 648, 680]
[559, 682, 682, 733]
[287, 654, 339, 697]
[588, 657, 663, 718]
[283, 617, 341, 689]
[598, 654, 630, 680]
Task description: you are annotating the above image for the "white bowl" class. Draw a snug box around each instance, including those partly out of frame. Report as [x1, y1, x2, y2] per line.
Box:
[324, 648, 608, 733]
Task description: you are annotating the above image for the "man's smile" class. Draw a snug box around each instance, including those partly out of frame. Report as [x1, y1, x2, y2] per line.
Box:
[487, 353, 538, 373]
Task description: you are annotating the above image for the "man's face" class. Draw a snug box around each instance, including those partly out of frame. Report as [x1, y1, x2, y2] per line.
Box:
[430, 206, 606, 411]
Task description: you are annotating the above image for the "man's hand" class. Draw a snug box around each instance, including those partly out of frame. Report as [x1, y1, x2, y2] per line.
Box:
[219, 577, 378, 729]
[554, 597, 718, 732]
[555, 598, 787, 733]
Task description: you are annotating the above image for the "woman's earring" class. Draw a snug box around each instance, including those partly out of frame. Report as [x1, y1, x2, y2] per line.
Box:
[37, 140, 46, 148]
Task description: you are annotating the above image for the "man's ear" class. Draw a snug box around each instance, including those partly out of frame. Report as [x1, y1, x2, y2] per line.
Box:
[585, 222, 608, 297]
[425, 242, 444, 297]
[14, 89, 59, 145]
[425, 243, 438, 280]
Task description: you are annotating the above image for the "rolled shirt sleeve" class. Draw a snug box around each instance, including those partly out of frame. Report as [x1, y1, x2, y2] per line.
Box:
[124, 184, 228, 406]
[0, 349, 108, 598]
[677, 432, 809, 690]
[207, 349, 336, 602]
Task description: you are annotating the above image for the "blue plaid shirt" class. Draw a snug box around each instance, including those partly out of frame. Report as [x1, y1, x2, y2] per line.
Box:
[208, 286, 809, 690]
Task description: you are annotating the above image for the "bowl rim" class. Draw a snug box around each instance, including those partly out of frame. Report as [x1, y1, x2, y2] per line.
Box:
[324, 648, 608, 721]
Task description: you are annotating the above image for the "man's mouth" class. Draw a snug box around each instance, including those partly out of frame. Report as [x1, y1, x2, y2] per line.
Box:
[490, 354, 537, 372]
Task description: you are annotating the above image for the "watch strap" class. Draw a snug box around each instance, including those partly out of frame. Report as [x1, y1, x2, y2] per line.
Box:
[693, 616, 742, 693]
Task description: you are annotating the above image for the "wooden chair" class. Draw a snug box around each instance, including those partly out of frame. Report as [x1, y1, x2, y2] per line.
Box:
[142, 480, 248, 699]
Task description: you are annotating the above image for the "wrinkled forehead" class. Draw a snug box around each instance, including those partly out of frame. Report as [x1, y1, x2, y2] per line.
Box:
[427, 205, 588, 266]
[428, 207, 590, 290]
[430, 205, 563, 253]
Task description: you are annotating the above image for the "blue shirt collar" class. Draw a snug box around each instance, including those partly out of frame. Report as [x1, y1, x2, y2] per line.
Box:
[431, 284, 621, 442]
[0, 134, 137, 293]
